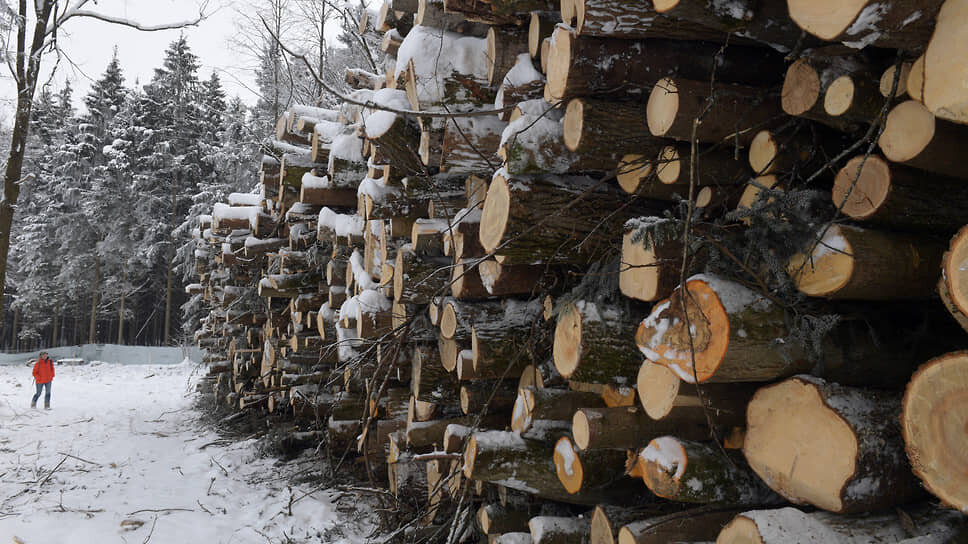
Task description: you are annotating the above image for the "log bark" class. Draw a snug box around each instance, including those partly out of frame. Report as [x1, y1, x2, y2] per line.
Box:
[901, 351, 968, 513]
[478, 259, 576, 297]
[647, 77, 781, 146]
[529, 515, 593, 544]
[832, 154, 968, 232]
[553, 300, 643, 385]
[546, 25, 784, 101]
[572, 405, 710, 451]
[394, 244, 452, 304]
[366, 113, 425, 177]
[478, 503, 532, 535]
[651, 0, 811, 50]
[878, 99, 968, 180]
[923, 0, 968, 124]
[460, 379, 519, 415]
[743, 376, 922, 514]
[940, 226, 968, 333]
[439, 115, 505, 174]
[787, 0, 943, 51]
[716, 505, 966, 544]
[617, 509, 750, 544]
[499, 102, 614, 175]
[416, 0, 490, 35]
[635, 360, 753, 429]
[637, 437, 777, 504]
[487, 26, 530, 86]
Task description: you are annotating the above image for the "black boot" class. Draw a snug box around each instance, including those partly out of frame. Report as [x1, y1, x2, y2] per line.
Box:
[44, 401, 50, 410]
[30, 400, 36, 408]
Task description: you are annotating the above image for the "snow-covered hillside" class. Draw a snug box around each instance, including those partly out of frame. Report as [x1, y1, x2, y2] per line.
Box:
[0, 360, 374, 543]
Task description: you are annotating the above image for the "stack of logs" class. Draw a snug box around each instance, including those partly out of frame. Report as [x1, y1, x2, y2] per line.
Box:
[190, 0, 968, 541]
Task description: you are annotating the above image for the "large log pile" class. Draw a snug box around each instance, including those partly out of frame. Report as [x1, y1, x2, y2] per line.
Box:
[190, 0, 968, 541]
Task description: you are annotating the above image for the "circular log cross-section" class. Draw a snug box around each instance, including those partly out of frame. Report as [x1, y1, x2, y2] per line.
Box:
[941, 226, 968, 333]
[902, 351, 968, 512]
[878, 99, 968, 180]
[553, 300, 643, 384]
[923, 0, 968, 124]
[743, 376, 922, 514]
[786, 224, 945, 300]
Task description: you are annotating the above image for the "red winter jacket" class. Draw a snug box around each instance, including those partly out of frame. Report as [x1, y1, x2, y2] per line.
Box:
[32, 356, 55, 384]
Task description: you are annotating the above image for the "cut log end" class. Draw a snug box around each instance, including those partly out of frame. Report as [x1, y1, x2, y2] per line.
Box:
[639, 436, 687, 499]
[823, 75, 855, 117]
[655, 146, 681, 184]
[831, 155, 890, 220]
[924, 0, 968, 123]
[440, 301, 458, 339]
[878, 100, 935, 163]
[546, 26, 574, 100]
[787, 0, 870, 41]
[528, 13, 543, 58]
[563, 98, 585, 152]
[616, 155, 653, 194]
[781, 59, 820, 117]
[619, 231, 665, 302]
[479, 173, 510, 254]
[902, 351, 968, 512]
[553, 436, 583, 494]
[552, 302, 582, 378]
[637, 359, 682, 420]
[571, 409, 592, 451]
[647, 78, 679, 137]
[786, 224, 853, 298]
[715, 515, 764, 544]
[743, 377, 859, 513]
[880, 63, 911, 98]
[749, 130, 778, 175]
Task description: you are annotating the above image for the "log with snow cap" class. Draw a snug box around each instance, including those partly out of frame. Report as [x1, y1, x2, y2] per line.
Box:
[438, 115, 505, 174]
[529, 515, 592, 544]
[415, 0, 489, 35]
[494, 53, 545, 121]
[545, 24, 784, 101]
[553, 299, 645, 385]
[479, 168, 663, 266]
[299, 171, 359, 208]
[832, 154, 968, 232]
[637, 436, 778, 504]
[396, 26, 491, 111]
[354, 288, 394, 338]
[743, 375, 922, 514]
[326, 131, 368, 188]
[715, 505, 967, 544]
[635, 274, 808, 383]
[498, 99, 608, 175]
[362, 89, 423, 176]
[901, 351, 968, 513]
[786, 0, 942, 51]
[787, 223, 945, 300]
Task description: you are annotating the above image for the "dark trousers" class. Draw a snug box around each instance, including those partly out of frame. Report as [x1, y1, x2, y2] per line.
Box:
[32, 382, 51, 405]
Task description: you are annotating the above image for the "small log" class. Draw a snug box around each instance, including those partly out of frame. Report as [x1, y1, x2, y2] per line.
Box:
[345, 68, 386, 90]
[450, 260, 491, 300]
[781, 53, 877, 133]
[923, 0, 968, 124]
[647, 77, 781, 146]
[552, 300, 643, 385]
[638, 436, 777, 504]
[787, 224, 946, 300]
[832, 154, 968, 232]
[901, 351, 968, 512]
[393, 245, 452, 304]
[716, 505, 966, 544]
[510, 387, 604, 433]
[620, 217, 696, 303]
[486, 26, 530, 86]
[439, 115, 505, 174]
[878, 99, 968, 180]
[744, 376, 922, 514]
[787, 0, 942, 51]
[415, 0, 489, 35]
[478, 259, 576, 297]
[940, 226, 968, 333]
[478, 503, 531, 535]
[460, 379, 519, 415]
[635, 360, 753, 429]
[880, 62, 912, 98]
[572, 405, 709, 451]
[528, 11, 557, 59]
[822, 70, 891, 129]
[381, 29, 404, 56]
[562, 98, 663, 164]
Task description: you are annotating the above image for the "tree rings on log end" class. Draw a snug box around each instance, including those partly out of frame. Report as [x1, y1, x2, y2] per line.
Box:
[638, 436, 687, 499]
[781, 59, 820, 116]
[749, 130, 779, 175]
[786, 224, 853, 298]
[439, 300, 458, 339]
[480, 173, 510, 254]
[823, 75, 855, 116]
[924, 0, 968, 124]
[646, 78, 679, 137]
[637, 360, 681, 420]
[655, 146, 681, 184]
[563, 98, 585, 151]
[546, 25, 575, 100]
[878, 100, 935, 163]
[553, 436, 584, 494]
[552, 302, 582, 378]
[902, 351, 968, 513]
[832, 155, 890, 220]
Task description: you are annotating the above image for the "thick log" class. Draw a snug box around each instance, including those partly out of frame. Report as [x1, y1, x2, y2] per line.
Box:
[416, 0, 489, 35]
[546, 25, 784, 101]
[511, 387, 604, 433]
[365, 111, 424, 177]
[716, 505, 966, 544]
[499, 101, 609, 175]
[460, 379, 519, 415]
[496, 54, 546, 120]
[940, 226, 968, 333]
[439, 115, 505, 174]
[636, 275, 807, 383]
[647, 77, 781, 146]
[299, 173, 359, 208]
[787, 224, 946, 300]
[901, 351, 968, 512]
[394, 245, 452, 304]
[832, 154, 968, 232]
[411, 343, 454, 404]
[744, 376, 922, 514]
[652, 0, 810, 50]
[398, 28, 493, 111]
[486, 26, 530, 86]
[553, 300, 643, 385]
[480, 171, 661, 265]
[479, 259, 576, 297]
[787, 0, 942, 51]
[528, 11, 557, 59]
[638, 437, 777, 504]
[878, 100, 968, 180]
[450, 260, 491, 300]
[554, 436, 652, 503]
[472, 298, 550, 376]
[562, 98, 663, 166]
[620, 217, 696, 303]
[478, 503, 531, 535]
[923, 0, 968, 124]
[618, 509, 742, 544]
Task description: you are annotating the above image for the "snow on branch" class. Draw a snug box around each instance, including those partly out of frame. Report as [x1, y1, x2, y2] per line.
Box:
[47, 0, 208, 36]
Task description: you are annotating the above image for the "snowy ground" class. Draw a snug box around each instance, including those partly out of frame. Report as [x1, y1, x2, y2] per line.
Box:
[0, 360, 374, 543]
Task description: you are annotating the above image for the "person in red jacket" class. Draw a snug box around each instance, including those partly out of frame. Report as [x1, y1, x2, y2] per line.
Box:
[31, 351, 55, 409]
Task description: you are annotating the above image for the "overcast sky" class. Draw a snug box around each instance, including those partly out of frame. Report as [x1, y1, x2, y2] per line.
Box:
[0, 0, 320, 122]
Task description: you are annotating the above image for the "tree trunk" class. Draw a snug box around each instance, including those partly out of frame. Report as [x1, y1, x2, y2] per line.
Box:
[832, 154, 968, 232]
[901, 351, 968, 512]
[787, 224, 946, 299]
[117, 262, 127, 344]
[744, 376, 922, 514]
[89, 252, 101, 344]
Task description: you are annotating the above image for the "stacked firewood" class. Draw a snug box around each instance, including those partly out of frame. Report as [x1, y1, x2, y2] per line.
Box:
[190, 0, 968, 541]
